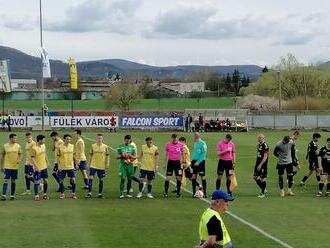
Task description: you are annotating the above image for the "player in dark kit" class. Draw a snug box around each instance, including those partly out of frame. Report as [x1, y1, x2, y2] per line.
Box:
[300, 133, 321, 186]
[253, 134, 269, 198]
[274, 136, 295, 197]
[316, 138, 330, 197]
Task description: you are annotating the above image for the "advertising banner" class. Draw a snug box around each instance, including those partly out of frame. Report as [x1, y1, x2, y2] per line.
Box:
[120, 115, 183, 128]
[50, 116, 118, 128]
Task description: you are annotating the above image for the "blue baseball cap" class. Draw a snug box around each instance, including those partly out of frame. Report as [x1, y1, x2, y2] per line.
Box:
[211, 190, 234, 201]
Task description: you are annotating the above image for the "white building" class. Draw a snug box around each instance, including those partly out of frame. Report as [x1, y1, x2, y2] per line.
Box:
[151, 81, 205, 95]
[11, 79, 37, 89]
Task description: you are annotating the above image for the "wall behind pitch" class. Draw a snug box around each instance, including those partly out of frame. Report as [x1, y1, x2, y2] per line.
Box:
[248, 114, 330, 129]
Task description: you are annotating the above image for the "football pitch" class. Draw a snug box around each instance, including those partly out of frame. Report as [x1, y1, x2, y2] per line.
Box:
[0, 130, 329, 248]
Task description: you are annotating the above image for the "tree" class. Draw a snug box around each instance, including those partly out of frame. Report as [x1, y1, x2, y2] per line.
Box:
[225, 73, 232, 92]
[240, 54, 330, 100]
[205, 73, 221, 91]
[246, 77, 250, 85]
[183, 70, 211, 82]
[232, 69, 241, 95]
[105, 81, 143, 111]
[185, 71, 228, 95]
[241, 75, 248, 87]
[262, 66, 269, 73]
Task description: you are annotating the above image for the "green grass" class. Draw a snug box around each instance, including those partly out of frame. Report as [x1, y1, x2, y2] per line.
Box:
[4, 97, 233, 111]
[0, 130, 328, 248]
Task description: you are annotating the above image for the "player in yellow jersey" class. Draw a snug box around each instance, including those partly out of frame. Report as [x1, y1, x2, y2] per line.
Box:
[57, 134, 77, 199]
[177, 136, 203, 195]
[178, 137, 191, 192]
[179, 136, 191, 170]
[85, 134, 110, 199]
[50, 131, 64, 191]
[31, 135, 50, 201]
[21, 132, 36, 195]
[73, 129, 89, 189]
[136, 137, 159, 199]
[0, 134, 22, 200]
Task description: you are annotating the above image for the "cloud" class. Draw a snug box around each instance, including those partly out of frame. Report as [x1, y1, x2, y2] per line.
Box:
[145, 6, 278, 40]
[272, 14, 325, 45]
[1, 0, 328, 50]
[144, 5, 326, 45]
[276, 31, 315, 45]
[1, 15, 37, 31]
[301, 12, 324, 23]
[146, 7, 217, 37]
[45, 0, 141, 34]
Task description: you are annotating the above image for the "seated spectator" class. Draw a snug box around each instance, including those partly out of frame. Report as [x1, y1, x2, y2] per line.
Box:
[190, 119, 196, 132]
[204, 122, 211, 131]
[209, 119, 216, 131]
[225, 118, 232, 131]
[198, 113, 204, 132]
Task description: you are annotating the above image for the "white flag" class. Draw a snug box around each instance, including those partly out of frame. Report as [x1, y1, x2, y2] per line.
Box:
[0, 60, 12, 92]
[40, 47, 51, 78]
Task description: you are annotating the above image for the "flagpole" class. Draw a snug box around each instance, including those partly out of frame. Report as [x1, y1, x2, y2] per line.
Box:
[71, 90, 74, 117]
[39, 0, 45, 131]
[2, 90, 4, 124]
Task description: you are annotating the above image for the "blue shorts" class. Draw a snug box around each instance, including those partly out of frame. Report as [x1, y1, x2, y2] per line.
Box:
[78, 161, 87, 171]
[59, 170, 75, 180]
[34, 169, 48, 181]
[24, 165, 34, 176]
[53, 163, 59, 173]
[89, 168, 106, 179]
[4, 169, 18, 180]
[140, 169, 155, 180]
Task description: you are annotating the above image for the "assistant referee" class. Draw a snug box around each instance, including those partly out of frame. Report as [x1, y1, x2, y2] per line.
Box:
[196, 190, 234, 248]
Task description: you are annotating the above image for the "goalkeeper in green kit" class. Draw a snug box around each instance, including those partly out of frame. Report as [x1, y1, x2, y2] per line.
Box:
[117, 135, 137, 199]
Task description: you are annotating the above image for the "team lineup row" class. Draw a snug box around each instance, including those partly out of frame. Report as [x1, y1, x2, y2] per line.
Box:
[254, 131, 330, 198]
[0, 130, 329, 201]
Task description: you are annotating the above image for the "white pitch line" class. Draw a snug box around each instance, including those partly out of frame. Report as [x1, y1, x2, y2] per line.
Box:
[82, 134, 294, 248]
[156, 172, 295, 248]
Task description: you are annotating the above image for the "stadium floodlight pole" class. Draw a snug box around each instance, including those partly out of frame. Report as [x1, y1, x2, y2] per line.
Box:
[71, 90, 74, 118]
[0, 70, 4, 124]
[158, 81, 161, 112]
[2, 90, 4, 122]
[303, 66, 308, 111]
[277, 70, 282, 112]
[39, 0, 45, 131]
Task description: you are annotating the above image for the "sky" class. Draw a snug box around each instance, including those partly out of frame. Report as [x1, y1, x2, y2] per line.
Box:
[0, 0, 329, 66]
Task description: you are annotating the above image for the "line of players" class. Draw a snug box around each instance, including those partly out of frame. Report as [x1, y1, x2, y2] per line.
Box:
[1, 129, 328, 201]
[0, 131, 201, 200]
[254, 131, 330, 198]
[0, 131, 214, 200]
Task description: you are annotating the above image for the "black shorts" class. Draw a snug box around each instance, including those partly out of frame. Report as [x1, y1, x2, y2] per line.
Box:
[184, 167, 193, 179]
[166, 160, 182, 177]
[276, 163, 293, 176]
[320, 164, 330, 175]
[217, 160, 234, 176]
[254, 164, 268, 178]
[309, 160, 318, 171]
[191, 160, 206, 176]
